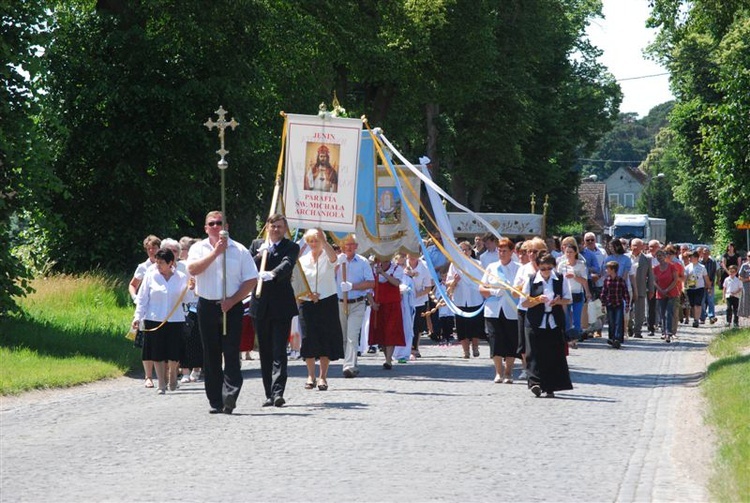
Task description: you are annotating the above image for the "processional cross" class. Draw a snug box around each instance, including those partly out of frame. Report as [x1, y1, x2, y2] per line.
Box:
[204, 106, 239, 335]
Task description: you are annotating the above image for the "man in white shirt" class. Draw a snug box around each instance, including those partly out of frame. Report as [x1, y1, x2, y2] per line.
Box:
[187, 211, 258, 414]
[480, 233, 500, 268]
[336, 234, 375, 377]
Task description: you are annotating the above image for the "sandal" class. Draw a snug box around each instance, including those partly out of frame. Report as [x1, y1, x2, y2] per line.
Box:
[317, 380, 328, 391]
[304, 379, 316, 390]
[144, 378, 154, 388]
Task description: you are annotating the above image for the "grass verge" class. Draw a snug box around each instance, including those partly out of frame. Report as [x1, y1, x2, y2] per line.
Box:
[0, 273, 141, 395]
[705, 326, 750, 502]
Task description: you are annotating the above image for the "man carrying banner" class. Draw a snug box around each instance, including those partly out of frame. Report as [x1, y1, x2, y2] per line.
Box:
[336, 234, 375, 378]
[248, 214, 300, 407]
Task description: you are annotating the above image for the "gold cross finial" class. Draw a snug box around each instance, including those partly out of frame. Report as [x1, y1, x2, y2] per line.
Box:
[204, 106, 238, 169]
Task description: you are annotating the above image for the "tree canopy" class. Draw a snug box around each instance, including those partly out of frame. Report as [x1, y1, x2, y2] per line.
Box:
[648, 0, 750, 245]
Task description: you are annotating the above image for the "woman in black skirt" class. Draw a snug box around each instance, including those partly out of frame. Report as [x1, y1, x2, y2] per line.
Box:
[521, 253, 573, 398]
[298, 228, 344, 391]
[446, 241, 486, 358]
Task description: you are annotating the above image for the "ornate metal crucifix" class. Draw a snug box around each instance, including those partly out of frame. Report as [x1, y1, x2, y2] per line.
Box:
[204, 106, 239, 335]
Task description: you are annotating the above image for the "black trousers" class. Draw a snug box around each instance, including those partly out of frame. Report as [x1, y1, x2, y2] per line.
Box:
[197, 298, 244, 410]
[254, 315, 293, 399]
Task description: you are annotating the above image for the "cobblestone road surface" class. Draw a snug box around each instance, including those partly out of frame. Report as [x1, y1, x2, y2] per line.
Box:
[1, 321, 719, 502]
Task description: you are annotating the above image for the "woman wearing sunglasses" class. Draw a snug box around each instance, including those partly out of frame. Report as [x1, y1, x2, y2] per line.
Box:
[521, 253, 573, 398]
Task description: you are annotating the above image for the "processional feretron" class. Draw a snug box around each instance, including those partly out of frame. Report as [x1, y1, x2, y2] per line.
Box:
[204, 106, 238, 335]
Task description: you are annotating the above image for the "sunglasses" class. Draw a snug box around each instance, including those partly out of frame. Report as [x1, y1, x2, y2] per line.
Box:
[585, 239, 595, 242]
[207, 220, 223, 227]
[528, 250, 540, 254]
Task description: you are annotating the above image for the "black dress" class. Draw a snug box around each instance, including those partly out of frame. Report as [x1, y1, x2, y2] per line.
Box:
[524, 276, 573, 393]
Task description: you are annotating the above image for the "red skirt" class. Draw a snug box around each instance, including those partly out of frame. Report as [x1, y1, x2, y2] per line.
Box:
[369, 279, 405, 346]
[240, 314, 255, 352]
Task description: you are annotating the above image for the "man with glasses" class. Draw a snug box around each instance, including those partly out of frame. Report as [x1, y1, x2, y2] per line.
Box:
[580, 232, 606, 299]
[187, 211, 258, 414]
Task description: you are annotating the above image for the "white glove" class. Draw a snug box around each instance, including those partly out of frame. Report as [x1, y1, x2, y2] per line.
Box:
[490, 288, 502, 297]
[336, 254, 348, 265]
[399, 283, 411, 293]
[258, 242, 270, 253]
[418, 156, 431, 166]
[259, 271, 275, 282]
[340, 281, 353, 292]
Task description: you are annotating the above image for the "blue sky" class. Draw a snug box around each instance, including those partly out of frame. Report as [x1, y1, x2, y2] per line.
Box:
[587, 0, 675, 117]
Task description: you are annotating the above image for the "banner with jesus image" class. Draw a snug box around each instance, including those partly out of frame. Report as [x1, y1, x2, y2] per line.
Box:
[283, 114, 362, 232]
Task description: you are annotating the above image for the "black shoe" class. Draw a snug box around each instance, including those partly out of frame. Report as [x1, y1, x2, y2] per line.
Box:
[606, 339, 613, 346]
[343, 368, 355, 378]
[367, 346, 377, 354]
[613, 339, 621, 349]
[530, 384, 542, 397]
[544, 391, 555, 398]
[692, 320, 699, 328]
[262, 398, 274, 407]
[223, 407, 234, 414]
[634, 334, 643, 338]
[382, 362, 392, 370]
[209, 407, 223, 414]
[274, 396, 286, 407]
[224, 394, 237, 412]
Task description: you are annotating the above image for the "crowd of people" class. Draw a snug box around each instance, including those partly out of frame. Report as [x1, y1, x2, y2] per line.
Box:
[128, 217, 750, 410]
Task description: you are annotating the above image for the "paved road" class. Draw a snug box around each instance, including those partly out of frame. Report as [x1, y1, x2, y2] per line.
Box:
[1, 321, 719, 502]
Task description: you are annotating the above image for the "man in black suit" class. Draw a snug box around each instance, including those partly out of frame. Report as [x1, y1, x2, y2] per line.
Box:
[248, 214, 300, 407]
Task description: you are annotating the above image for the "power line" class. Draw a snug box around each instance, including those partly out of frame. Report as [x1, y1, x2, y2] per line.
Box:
[578, 158, 645, 164]
[617, 72, 670, 82]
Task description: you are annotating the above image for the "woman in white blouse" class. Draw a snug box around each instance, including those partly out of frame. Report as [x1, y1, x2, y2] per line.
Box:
[447, 241, 486, 359]
[556, 242, 591, 346]
[298, 228, 344, 391]
[132, 249, 188, 394]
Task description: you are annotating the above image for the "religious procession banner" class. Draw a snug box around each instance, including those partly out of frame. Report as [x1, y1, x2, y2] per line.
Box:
[332, 133, 421, 260]
[282, 114, 362, 232]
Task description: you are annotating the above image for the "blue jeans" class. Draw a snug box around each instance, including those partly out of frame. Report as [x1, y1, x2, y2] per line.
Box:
[701, 286, 715, 320]
[565, 298, 584, 340]
[607, 305, 624, 342]
[658, 297, 676, 336]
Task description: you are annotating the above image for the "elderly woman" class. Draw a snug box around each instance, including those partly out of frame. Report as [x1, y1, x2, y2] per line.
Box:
[521, 253, 573, 398]
[447, 241, 486, 359]
[653, 248, 679, 342]
[132, 248, 188, 394]
[480, 237, 520, 383]
[298, 228, 344, 391]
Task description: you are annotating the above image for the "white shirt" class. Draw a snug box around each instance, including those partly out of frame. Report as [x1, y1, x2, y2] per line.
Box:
[133, 258, 153, 280]
[480, 249, 499, 268]
[335, 254, 375, 300]
[556, 257, 588, 294]
[723, 276, 742, 298]
[482, 260, 520, 319]
[405, 259, 433, 305]
[685, 262, 708, 289]
[514, 262, 537, 311]
[187, 238, 257, 300]
[300, 251, 337, 300]
[522, 270, 572, 329]
[133, 268, 188, 323]
[447, 261, 484, 307]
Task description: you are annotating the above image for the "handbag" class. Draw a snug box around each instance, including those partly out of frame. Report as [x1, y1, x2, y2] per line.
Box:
[587, 298, 603, 321]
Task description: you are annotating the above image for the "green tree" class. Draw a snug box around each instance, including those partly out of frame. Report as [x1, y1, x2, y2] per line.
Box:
[649, 0, 750, 245]
[1, 0, 57, 313]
